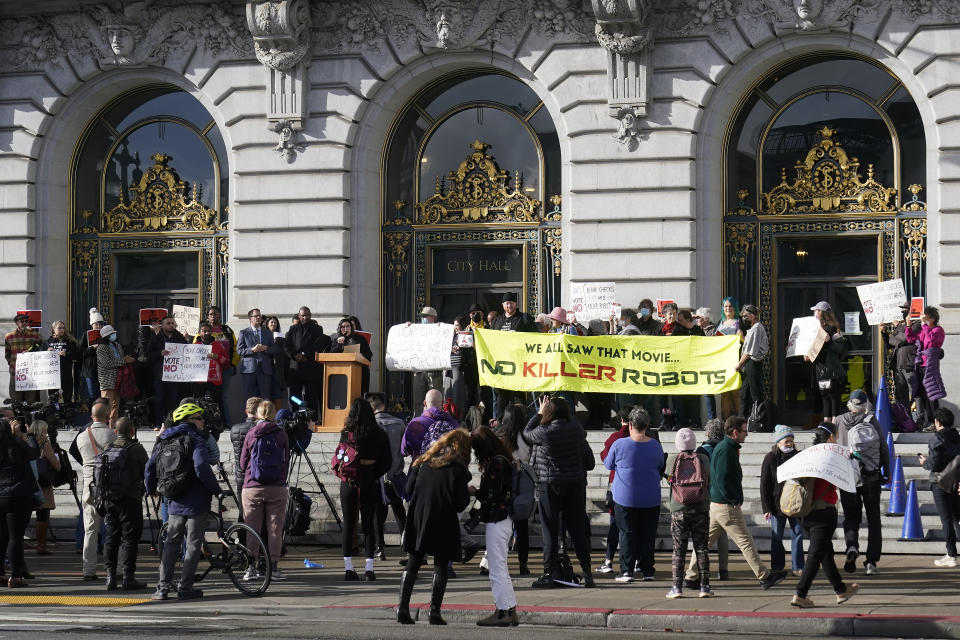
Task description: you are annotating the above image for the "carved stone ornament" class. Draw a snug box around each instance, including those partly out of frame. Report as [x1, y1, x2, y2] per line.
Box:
[761, 126, 897, 215]
[271, 119, 306, 163]
[246, 0, 311, 70]
[417, 140, 541, 224]
[102, 153, 219, 233]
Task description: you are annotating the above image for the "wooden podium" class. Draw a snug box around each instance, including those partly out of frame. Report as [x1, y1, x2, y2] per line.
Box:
[314, 352, 370, 432]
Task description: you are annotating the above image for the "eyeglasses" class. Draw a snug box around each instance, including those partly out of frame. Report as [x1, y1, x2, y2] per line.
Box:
[250, 314, 262, 318]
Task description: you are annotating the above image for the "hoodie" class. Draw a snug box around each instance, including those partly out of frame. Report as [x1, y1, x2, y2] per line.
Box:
[144, 423, 220, 516]
[239, 420, 290, 488]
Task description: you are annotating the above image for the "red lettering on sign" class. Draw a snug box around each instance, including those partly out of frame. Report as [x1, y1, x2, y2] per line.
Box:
[523, 362, 537, 377]
[560, 361, 577, 378]
[579, 363, 599, 380]
[599, 365, 617, 382]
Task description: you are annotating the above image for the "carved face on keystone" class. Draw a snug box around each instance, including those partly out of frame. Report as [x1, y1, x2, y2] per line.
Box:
[433, 5, 471, 48]
[794, 0, 823, 20]
[108, 27, 135, 56]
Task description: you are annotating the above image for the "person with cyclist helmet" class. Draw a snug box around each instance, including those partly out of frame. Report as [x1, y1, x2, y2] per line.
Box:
[145, 402, 221, 601]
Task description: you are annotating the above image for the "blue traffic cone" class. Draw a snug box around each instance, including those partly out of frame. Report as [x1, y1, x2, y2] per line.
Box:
[886, 456, 906, 516]
[876, 376, 893, 440]
[882, 432, 896, 489]
[899, 480, 925, 541]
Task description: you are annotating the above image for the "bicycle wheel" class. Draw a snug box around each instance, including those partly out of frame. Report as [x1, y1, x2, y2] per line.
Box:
[223, 523, 271, 596]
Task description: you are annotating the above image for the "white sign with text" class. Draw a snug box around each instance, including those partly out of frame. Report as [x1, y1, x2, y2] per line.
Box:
[161, 343, 212, 383]
[569, 282, 616, 323]
[14, 351, 61, 391]
[385, 323, 455, 372]
[172, 304, 202, 336]
[776, 443, 857, 493]
[785, 316, 829, 360]
[856, 279, 907, 325]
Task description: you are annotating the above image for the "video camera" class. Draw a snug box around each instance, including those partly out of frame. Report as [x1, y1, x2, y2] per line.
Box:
[3, 392, 73, 441]
[194, 394, 225, 440]
[121, 396, 154, 429]
[279, 395, 316, 453]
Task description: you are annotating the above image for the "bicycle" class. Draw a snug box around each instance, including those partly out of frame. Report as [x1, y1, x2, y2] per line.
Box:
[156, 489, 272, 597]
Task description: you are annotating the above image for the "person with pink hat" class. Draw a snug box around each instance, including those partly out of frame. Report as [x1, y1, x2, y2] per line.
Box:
[546, 307, 577, 336]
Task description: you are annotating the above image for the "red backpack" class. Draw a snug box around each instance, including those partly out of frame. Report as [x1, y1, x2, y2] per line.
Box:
[670, 451, 707, 505]
[331, 432, 360, 484]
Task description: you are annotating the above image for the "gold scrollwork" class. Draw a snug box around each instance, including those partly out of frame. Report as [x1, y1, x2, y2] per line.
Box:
[391, 200, 412, 226]
[384, 231, 412, 287]
[417, 140, 542, 225]
[545, 194, 562, 222]
[726, 189, 756, 217]
[543, 227, 562, 276]
[725, 222, 756, 277]
[761, 126, 897, 215]
[902, 218, 927, 278]
[102, 153, 219, 233]
[72, 239, 98, 293]
[901, 184, 927, 212]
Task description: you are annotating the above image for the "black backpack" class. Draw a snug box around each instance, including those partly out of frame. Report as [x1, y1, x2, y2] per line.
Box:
[286, 486, 313, 536]
[52, 444, 76, 488]
[748, 400, 778, 433]
[92, 444, 129, 515]
[155, 433, 196, 500]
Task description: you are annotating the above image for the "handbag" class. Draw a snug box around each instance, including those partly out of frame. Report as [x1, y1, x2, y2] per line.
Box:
[934, 455, 960, 493]
[116, 363, 139, 400]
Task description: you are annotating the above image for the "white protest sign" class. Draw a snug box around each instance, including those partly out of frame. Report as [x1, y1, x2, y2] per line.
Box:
[856, 279, 907, 325]
[172, 304, 201, 336]
[569, 282, 616, 323]
[785, 316, 829, 360]
[776, 443, 857, 493]
[14, 351, 60, 391]
[161, 343, 212, 383]
[384, 323, 454, 371]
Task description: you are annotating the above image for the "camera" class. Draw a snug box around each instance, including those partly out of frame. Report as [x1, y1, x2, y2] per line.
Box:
[194, 394, 224, 439]
[121, 396, 154, 428]
[463, 507, 482, 535]
[280, 396, 317, 453]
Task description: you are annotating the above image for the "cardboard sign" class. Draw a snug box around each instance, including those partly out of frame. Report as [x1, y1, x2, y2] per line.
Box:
[776, 443, 858, 493]
[15, 310, 42, 329]
[384, 323, 454, 371]
[161, 343, 212, 383]
[569, 282, 617, 323]
[785, 316, 829, 360]
[172, 305, 201, 336]
[139, 308, 167, 327]
[14, 351, 61, 391]
[908, 297, 924, 320]
[856, 279, 907, 325]
[86, 329, 102, 345]
[656, 299, 675, 319]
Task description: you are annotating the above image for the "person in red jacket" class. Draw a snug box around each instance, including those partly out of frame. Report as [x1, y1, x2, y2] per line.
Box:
[192, 321, 229, 419]
[596, 405, 633, 574]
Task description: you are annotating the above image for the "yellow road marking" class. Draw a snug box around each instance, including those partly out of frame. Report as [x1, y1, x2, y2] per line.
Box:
[0, 595, 150, 606]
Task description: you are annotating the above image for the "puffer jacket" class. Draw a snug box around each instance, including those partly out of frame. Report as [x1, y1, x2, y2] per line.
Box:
[230, 416, 257, 489]
[921, 427, 960, 482]
[921, 347, 947, 402]
[523, 413, 594, 485]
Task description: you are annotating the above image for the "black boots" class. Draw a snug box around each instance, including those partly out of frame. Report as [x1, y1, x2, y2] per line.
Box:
[106, 569, 118, 591]
[428, 571, 448, 625]
[397, 555, 421, 624]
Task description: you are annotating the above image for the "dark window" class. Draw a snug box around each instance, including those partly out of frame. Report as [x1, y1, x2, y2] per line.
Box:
[776, 237, 878, 279]
[115, 252, 198, 291]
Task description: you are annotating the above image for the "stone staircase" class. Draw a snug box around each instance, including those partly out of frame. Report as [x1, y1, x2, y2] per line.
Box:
[52, 428, 945, 556]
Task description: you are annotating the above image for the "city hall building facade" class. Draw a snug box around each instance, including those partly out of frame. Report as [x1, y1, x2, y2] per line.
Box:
[1, 0, 958, 423]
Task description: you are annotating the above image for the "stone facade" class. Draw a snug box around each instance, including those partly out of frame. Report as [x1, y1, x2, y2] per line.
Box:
[1, 0, 959, 405]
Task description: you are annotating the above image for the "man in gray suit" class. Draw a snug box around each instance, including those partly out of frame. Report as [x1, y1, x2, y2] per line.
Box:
[236, 308, 277, 402]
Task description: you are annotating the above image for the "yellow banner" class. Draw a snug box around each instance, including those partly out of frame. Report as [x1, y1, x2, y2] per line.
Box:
[474, 328, 742, 395]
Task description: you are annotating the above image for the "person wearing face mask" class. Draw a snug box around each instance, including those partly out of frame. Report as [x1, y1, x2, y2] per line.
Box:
[460, 304, 488, 414]
[735, 304, 768, 417]
[760, 425, 805, 577]
[96, 325, 135, 424]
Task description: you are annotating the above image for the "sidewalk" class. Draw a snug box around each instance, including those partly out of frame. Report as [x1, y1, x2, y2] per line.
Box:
[3, 546, 959, 638]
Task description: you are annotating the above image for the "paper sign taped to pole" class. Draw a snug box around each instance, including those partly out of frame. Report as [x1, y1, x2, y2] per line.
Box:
[384, 323, 454, 371]
[569, 282, 616, 323]
[15, 351, 61, 391]
[776, 443, 858, 493]
[856, 279, 907, 325]
[785, 316, 829, 360]
[161, 343, 212, 382]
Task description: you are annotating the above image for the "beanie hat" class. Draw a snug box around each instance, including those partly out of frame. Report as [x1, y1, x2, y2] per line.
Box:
[89, 307, 105, 325]
[774, 424, 794, 444]
[674, 427, 696, 452]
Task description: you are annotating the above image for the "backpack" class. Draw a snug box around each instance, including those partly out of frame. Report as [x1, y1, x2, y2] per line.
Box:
[155, 433, 196, 500]
[92, 444, 129, 515]
[498, 455, 536, 521]
[891, 403, 917, 433]
[779, 477, 815, 517]
[286, 486, 313, 536]
[248, 431, 285, 484]
[52, 444, 76, 488]
[748, 400, 777, 433]
[670, 451, 707, 505]
[847, 418, 881, 472]
[423, 416, 457, 453]
[331, 433, 360, 484]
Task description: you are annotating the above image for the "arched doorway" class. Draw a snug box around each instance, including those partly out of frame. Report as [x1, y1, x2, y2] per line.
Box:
[380, 71, 562, 409]
[68, 84, 229, 356]
[723, 54, 927, 425]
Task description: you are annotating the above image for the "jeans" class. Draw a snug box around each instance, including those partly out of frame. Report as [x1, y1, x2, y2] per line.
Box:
[604, 510, 620, 561]
[614, 503, 659, 577]
[795, 508, 847, 598]
[0, 498, 32, 579]
[769, 514, 804, 572]
[104, 495, 144, 578]
[158, 514, 206, 591]
[340, 480, 378, 559]
[484, 517, 517, 610]
[840, 473, 882, 564]
[83, 376, 100, 404]
[538, 481, 592, 576]
[687, 503, 769, 581]
[671, 509, 709, 589]
[704, 394, 717, 421]
[931, 482, 960, 557]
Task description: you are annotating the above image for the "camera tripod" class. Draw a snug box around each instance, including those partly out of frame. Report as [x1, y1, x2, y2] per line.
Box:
[287, 440, 341, 532]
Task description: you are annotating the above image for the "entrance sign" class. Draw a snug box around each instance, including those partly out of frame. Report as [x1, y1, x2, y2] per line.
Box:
[776, 443, 857, 493]
[385, 323, 455, 372]
[14, 351, 60, 391]
[161, 343, 212, 383]
[172, 305, 201, 336]
[432, 246, 523, 285]
[785, 316, 828, 360]
[569, 282, 616, 323]
[856, 279, 907, 325]
[474, 329, 741, 395]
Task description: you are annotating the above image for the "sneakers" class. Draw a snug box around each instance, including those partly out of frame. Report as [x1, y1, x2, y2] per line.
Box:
[177, 588, 203, 600]
[272, 569, 287, 581]
[641, 574, 655, 582]
[665, 587, 683, 599]
[699, 586, 715, 598]
[791, 594, 814, 608]
[843, 548, 858, 574]
[759, 569, 788, 590]
[837, 583, 860, 604]
[532, 573, 557, 589]
[596, 559, 614, 574]
[614, 572, 635, 583]
[865, 562, 877, 576]
[151, 587, 169, 601]
[242, 567, 261, 581]
[792, 569, 803, 577]
[934, 555, 958, 568]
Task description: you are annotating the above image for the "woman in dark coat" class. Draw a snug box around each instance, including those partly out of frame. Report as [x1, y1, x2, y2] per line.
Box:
[760, 425, 804, 576]
[808, 307, 849, 423]
[45, 320, 80, 405]
[328, 317, 373, 394]
[398, 428, 471, 626]
[0, 418, 41, 587]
